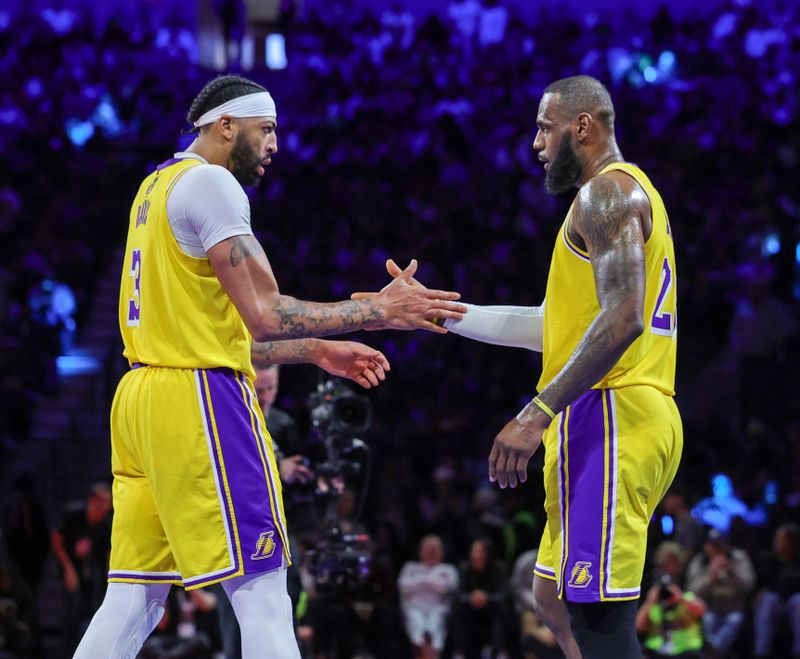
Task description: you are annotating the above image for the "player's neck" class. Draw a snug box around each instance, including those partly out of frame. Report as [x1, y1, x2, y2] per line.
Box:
[578, 145, 624, 186]
[185, 138, 230, 169]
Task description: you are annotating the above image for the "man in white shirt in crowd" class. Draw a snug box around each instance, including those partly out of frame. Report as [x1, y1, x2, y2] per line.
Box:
[398, 535, 459, 657]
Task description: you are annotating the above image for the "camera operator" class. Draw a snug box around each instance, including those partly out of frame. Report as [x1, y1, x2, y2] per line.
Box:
[686, 528, 755, 657]
[637, 542, 706, 658]
[254, 364, 315, 489]
[299, 380, 408, 657]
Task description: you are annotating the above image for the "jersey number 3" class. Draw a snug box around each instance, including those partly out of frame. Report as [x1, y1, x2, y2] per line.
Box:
[127, 249, 141, 327]
[650, 256, 675, 337]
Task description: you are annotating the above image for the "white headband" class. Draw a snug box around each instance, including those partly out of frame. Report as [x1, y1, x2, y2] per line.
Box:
[193, 91, 277, 128]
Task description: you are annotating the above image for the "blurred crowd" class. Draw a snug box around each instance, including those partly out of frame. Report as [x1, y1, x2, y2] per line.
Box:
[0, 0, 799, 656]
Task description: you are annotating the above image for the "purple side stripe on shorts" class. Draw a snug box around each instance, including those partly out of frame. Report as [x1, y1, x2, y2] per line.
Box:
[202, 368, 285, 578]
[190, 370, 241, 587]
[237, 372, 290, 560]
[562, 389, 606, 603]
[602, 388, 616, 599]
[599, 390, 639, 600]
[557, 410, 568, 596]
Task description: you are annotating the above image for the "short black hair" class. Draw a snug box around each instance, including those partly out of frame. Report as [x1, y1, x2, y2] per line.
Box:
[544, 75, 615, 129]
[187, 75, 268, 130]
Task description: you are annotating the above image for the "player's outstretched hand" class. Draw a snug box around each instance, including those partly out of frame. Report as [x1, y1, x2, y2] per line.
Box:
[315, 340, 390, 389]
[351, 259, 466, 333]
[384, 258, 422, 287]
[488, 416, 544, 489]
[351, 259, 424, 298]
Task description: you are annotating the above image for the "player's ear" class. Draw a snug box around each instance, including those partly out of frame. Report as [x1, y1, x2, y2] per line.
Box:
[218, 116, 235, 141]
[575, 112, 592, 142]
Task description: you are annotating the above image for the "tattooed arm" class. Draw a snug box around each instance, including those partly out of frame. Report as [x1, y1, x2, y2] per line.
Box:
[251, 338, 324, 365]
[530, 172, 647, 417]
[488, 172, 647, 488]
[207, 235, 466, 342]
[252, 338, 391, 389]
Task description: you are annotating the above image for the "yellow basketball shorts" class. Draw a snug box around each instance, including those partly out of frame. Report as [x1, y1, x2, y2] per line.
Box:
[107, 365, 290, 590]
[533, 386, 682, 603]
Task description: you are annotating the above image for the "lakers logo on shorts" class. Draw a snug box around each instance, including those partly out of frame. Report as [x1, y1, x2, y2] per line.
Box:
[251, 531, 277, 561]
[568, 561, 593, 588]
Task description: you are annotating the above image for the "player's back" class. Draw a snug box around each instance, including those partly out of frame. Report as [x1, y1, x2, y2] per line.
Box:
[118, 158, 254, 377]
[539, 162, 677, 395]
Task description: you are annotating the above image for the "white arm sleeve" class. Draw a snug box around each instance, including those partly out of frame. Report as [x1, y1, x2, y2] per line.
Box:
[443, 302, 545, 352]
[166, 164, 253, 257]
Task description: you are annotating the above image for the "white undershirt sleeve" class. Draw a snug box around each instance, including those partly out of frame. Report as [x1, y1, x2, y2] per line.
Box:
[443, 302, 545, 352]
[166, 164, 253, 258]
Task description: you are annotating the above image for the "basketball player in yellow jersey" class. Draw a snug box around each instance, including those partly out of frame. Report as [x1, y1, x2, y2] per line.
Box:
[488, 76, 681, 658]
[73, 75, 466, 659]
[376, 75, 680, 658]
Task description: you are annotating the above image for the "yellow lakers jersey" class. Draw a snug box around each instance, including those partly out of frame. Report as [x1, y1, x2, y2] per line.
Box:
[119, 158, 255, 378]
[538, 162, 677, 395]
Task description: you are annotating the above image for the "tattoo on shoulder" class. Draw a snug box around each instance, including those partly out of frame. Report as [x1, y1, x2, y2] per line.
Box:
[573, 176, 635, 253]
[229, 236, 265, 267]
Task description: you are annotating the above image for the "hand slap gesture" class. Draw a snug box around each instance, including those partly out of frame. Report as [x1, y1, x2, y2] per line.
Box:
[351, 259, 466, 334]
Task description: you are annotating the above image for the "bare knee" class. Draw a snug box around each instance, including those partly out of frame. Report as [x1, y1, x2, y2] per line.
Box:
[532, 576, 582, 659]
[531, 576, 561, 625]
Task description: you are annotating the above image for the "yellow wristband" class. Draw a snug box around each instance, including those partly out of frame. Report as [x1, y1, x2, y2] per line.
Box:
[532, 396, 556, 420]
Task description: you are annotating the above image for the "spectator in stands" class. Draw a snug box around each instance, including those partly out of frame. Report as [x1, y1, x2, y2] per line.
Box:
[50, 482, 113, 653]
[661, 484, 705, 555]
[464, 488, 507, 561]
[692, 473, 766, 534]
[637, 542, 705, 659]
[510, 549, 559, 659]
[729, 262, 796, 434]
[753, 523, 800, 659]
[686, 529, 755, 657]
[139, 587, 218, 659]
[398, 534, 459, 657]
[447, 0, 481, 43]
[0, 562, 37, 659]
[477, 0, 507, 48]
[254, 363, 312, 486]
[3, 472, 50, 593]
[454, 538, 509, 659]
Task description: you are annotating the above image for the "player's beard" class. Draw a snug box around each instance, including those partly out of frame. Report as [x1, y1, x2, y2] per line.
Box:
[230, 131, 263, 187]
[545, 134, 583, 195]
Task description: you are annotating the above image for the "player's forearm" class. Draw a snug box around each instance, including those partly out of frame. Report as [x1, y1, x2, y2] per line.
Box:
[253, 294, 384, 341]
[534, 307, 642, 417]
[444, 303, 544, 352]
[251, 338, 324, 365]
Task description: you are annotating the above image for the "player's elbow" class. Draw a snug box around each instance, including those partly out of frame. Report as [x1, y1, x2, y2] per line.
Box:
[241, 302, 284, 342]
[614, 305, 644, 344]
[249, 314, 285, 342]
[627, 314, 645, 340]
